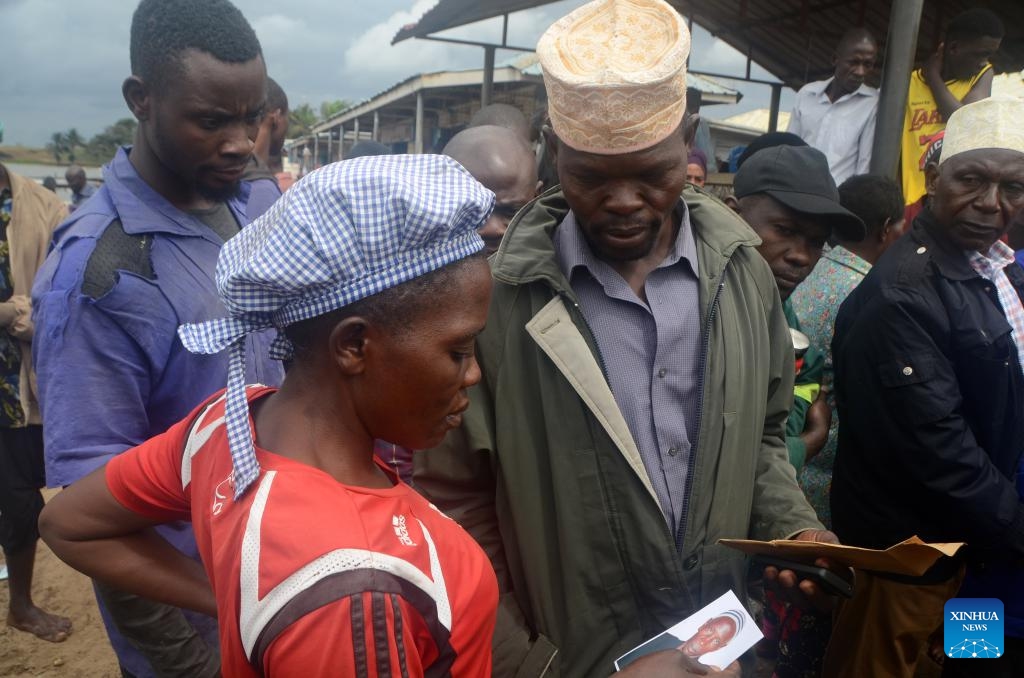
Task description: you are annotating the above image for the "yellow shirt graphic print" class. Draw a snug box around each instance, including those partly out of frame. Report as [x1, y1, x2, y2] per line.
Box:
[900, 65, 992, 206]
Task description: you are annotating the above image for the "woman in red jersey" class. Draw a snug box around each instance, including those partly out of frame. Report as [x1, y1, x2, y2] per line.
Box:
[40, 155, 499, 677]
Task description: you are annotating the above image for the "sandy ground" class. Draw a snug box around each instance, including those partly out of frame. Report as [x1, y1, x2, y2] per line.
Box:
[0, 492, 119, 678]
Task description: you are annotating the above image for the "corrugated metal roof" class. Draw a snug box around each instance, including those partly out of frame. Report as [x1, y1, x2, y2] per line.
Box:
[500, 53, 740, 101]
[719, 108, 793, 133]
[394, 0, 1024, 91]
[317, 54, 742, 132]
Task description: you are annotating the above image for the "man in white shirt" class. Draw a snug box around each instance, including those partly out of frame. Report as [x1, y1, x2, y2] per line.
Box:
[788, 29, 879, 184]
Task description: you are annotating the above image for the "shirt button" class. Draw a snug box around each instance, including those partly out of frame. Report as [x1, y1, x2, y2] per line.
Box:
[902, 366, 914, 376]
[668, 446, 679, 456]
[658, 368, 667, 378]
[916, 246, 927, 254]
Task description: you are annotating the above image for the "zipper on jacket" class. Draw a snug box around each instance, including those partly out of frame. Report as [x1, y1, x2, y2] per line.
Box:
[675, 264, 729, 553]
[556, 287, 693, 599]
[557, 290, 612, 382]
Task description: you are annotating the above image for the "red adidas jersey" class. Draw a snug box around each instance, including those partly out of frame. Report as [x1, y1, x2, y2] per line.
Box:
[106, 387, 497, 677]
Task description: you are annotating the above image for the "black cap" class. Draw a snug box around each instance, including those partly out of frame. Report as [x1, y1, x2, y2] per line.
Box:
[734, 145, 866, 241]
[736, 131, 808, 169]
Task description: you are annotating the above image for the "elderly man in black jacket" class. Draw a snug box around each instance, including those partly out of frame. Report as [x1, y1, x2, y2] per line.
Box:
[825, 97, 1024, 678]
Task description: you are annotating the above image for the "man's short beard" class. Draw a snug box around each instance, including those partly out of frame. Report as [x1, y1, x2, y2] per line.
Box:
[197, 179, 242, 202]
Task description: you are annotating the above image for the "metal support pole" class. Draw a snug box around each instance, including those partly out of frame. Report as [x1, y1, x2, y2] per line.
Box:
[686, 15, 693, 70]
[870, 0, 925, 178]
[414, 91, 424, 154]
[354, 118, 360, 149]
[373, 111, 380, 141]
[326, 130, 332, 163]
[768, 84, 782, 132]
[313, 135, 319, 168]
[482, 46, 496, 108]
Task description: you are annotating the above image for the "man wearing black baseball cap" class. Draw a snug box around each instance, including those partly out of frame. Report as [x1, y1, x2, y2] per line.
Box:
[727, 144, 865, 678]
[729, 145, 866, 299]
[727, 143, 864, 469]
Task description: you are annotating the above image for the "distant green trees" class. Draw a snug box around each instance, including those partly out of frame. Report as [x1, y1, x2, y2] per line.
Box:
[47, 118, 138, 165]
[288, 100, 352, 138]
[46, 99, 355, 165]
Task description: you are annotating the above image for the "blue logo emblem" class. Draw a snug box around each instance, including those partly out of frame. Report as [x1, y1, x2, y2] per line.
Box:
[944, 598, 1003, 659]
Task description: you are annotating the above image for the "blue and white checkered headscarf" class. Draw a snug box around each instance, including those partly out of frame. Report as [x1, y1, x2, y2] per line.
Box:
[178, 155, 493, 498]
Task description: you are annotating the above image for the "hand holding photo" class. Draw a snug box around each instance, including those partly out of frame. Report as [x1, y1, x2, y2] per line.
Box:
[614, 590, 763, 671]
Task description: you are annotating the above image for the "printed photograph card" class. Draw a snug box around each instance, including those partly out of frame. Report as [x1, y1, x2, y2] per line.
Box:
[614, 590, 763, 672]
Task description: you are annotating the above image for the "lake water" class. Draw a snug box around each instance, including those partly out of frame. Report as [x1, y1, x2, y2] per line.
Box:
[6, 162, 102, 203]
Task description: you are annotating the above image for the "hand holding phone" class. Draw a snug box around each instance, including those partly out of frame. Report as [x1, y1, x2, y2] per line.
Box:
[753, 554, 855, 598]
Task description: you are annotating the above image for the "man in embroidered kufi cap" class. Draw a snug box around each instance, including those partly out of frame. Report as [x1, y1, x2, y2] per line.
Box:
[415, 1, 834, 676]
[828, 97, 1024, 678]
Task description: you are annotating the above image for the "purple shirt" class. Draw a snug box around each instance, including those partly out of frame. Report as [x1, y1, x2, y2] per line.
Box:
[32, 147, 283, 676]
[554, 207, 702, 532]
[69, 182, 97, 213]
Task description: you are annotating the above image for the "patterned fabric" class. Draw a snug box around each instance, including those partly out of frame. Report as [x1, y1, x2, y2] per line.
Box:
[179, 155, 492, 499]
[941, 97, 1024, 166]
[553, 206, 701, 531]
[0, 189, 23, 426]
[537, 0, 690, 154]
[789, 245, 871, 527]
[967, 240, 1024, 376]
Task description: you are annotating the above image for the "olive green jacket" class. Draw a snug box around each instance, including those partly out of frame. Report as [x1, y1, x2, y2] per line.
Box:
[415, 187, 823, 677]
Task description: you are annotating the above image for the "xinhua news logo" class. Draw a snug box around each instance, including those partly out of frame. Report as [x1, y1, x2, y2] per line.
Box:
[944, 598, 1004, 659]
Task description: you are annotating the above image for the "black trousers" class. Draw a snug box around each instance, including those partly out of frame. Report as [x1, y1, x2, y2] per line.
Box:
[0, 425, 45, 556]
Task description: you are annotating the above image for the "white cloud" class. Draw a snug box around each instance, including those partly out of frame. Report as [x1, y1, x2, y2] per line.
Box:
[0, 0, 793, 148]
[341, 0, 478, 92]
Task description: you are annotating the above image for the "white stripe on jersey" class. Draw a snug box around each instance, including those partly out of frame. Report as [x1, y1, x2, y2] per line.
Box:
[237, 471, 453, 659]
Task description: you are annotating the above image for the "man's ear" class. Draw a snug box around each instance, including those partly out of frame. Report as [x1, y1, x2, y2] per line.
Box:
[122, 76, 151, 122]
[329, 317, 370, 376]
[878, 217, 893, 244]
[724, 194, 741, 213]
[543, 126, 559, 168]
[270, 109, 284, 132]
[924, 162, 941, 199]
[683, 113, 699, 151]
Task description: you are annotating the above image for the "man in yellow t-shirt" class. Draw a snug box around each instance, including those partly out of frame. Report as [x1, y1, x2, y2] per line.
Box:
[901, 8, 1003, 206]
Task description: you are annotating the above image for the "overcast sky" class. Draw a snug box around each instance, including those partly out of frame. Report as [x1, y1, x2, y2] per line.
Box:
[1, 0, 794, 147]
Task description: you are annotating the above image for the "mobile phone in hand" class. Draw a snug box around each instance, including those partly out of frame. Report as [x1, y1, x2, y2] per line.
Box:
[752, 555, 854, 598]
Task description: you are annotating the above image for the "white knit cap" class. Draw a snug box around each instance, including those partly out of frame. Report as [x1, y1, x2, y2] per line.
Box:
[941, 97, 1024, 164]
[537, 0, 690, 155]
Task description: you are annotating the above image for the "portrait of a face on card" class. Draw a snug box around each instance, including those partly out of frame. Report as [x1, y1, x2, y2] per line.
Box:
[615, 590, 763, 671]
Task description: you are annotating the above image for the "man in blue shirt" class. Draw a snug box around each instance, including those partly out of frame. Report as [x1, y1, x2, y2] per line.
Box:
[32, 1, 282, 676]
[64, 165, 97, 213]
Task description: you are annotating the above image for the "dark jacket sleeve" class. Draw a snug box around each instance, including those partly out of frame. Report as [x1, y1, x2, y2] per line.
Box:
[842, 286, 1024, 554]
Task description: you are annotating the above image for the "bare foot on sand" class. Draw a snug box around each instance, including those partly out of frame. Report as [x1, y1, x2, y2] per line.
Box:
[8, 605, 73, 642]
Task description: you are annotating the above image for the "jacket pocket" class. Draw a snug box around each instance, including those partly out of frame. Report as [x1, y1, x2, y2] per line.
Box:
[492, 592, 560, 678]
[876, 355, 956, 425]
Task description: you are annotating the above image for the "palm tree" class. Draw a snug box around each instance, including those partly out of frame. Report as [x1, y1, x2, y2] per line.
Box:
[319, 99, 351, 122]
[65, 128, 84, 162]
[48, 132, 67, 162]
[289, 104, 319, 138]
